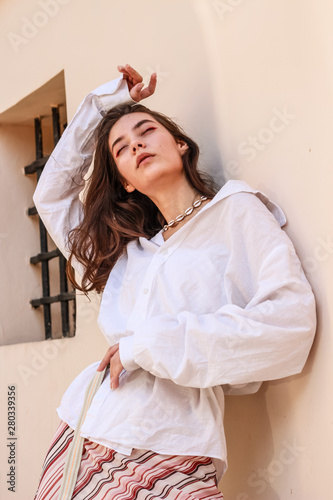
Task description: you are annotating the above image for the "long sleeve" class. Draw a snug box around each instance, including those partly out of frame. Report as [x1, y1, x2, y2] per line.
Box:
[33, 76, 135, 276]
[119, 192, 316, 389]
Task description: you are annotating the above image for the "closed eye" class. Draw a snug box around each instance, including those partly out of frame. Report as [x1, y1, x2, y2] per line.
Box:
[116, 144, 127, 157]
[116, 127, 156, 156]
[142, 127, 156, 135]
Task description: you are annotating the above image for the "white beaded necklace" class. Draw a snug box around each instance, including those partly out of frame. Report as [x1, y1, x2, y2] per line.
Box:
[163, 195, 209, 232]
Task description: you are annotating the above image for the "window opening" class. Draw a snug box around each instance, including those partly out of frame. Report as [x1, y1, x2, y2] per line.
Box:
[25, 107, 76, 339]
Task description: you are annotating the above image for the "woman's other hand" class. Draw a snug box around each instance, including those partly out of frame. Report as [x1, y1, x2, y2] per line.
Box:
[97, 344, 124, 389]
[117, 64, 157, 102]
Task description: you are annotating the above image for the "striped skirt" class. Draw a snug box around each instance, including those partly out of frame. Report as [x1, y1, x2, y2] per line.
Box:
[34, 421, 224, 499]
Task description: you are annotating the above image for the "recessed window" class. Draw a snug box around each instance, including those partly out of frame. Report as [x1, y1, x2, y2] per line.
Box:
[0, 71, 76, 345]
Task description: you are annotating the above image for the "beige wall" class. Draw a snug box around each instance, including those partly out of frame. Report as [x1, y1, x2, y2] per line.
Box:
[0, 124, 40, 344]
[0, 122, 67, 345]
[0, 0, 332, 498]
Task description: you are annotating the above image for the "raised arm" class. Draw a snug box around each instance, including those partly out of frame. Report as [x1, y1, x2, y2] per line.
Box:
[33, 65, 156, 276]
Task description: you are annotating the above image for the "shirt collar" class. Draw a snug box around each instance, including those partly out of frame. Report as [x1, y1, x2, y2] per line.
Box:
[211, 179, 286, 227]
[140, 179, 286, 249]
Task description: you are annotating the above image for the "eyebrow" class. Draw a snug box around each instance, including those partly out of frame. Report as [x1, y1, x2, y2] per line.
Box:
[111, 119, 156, 152]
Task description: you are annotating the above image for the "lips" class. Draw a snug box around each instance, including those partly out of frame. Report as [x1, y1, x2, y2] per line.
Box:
[136, 153, 155, 168]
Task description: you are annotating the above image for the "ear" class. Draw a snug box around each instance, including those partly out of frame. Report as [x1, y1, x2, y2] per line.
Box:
[119, 175, 135, 193]
[123, 180, 136, 193]
[177, 140, 189, 156]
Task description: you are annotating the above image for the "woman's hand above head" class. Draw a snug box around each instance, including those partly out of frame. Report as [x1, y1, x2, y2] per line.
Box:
[117, 64, 157, 102]
[97, 343, 124, 390]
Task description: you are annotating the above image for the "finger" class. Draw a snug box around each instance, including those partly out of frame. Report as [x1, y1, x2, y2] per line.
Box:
[117, 66, 136, 90]
[130, 82, 145, 102]
[110, 358, 124, 389]
[97, 345, 119, 371]
[139, 73, 157, 100]
[97, 353, 111, 372]
[117, 65, 131, 79]
[122, 64, 143, 83]
[110, 366, 122, 389]
[117, 65, 143, 89]
[147, 72, 157, 93]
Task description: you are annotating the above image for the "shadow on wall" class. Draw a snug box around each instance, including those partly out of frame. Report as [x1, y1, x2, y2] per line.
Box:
[222, 384, 281, 500]
[220, 273, 320, 500]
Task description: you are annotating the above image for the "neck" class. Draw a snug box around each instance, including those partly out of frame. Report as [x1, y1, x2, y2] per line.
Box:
[146, 177, 211, 240]
[149, 180, 199, 224]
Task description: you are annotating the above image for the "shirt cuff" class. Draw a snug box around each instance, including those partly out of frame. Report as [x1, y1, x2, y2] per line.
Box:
[222, 382, 262, 396]
[95, 77, 136, 112]
[119, 336, 140, 372]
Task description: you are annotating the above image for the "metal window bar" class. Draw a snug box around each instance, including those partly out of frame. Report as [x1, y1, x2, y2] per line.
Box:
[25, 107, 75, 339]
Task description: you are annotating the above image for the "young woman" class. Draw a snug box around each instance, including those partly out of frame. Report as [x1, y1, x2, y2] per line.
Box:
[33, 64, 316, 499]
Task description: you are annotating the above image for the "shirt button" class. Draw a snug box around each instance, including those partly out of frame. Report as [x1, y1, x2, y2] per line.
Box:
[162, 249, 168, 255]
[143, 288, 149, 295]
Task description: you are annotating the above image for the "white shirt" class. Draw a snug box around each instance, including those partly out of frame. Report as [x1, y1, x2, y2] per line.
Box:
[33, 76, 316, 481]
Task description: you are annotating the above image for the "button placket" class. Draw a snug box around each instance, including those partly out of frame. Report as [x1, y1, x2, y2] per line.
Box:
[126, 242, 178, 324]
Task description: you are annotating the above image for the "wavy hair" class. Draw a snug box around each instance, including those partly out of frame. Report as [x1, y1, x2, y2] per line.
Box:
[67, 103, 219, 293]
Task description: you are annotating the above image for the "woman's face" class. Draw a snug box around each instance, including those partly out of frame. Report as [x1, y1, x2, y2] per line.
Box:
[108, 112, 188, 196]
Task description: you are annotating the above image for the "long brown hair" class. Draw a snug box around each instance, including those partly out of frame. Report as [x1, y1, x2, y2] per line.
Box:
[67, 103, 219, 293]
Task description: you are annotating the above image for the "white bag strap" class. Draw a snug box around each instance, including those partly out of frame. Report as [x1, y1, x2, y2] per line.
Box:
[58, 367, 107, 500]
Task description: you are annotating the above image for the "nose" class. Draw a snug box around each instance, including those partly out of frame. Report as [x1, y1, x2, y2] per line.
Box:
[131, 139, 145, 153]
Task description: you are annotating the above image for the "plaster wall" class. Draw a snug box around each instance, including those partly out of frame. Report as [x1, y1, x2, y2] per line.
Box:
[0, 0, 331, 498]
